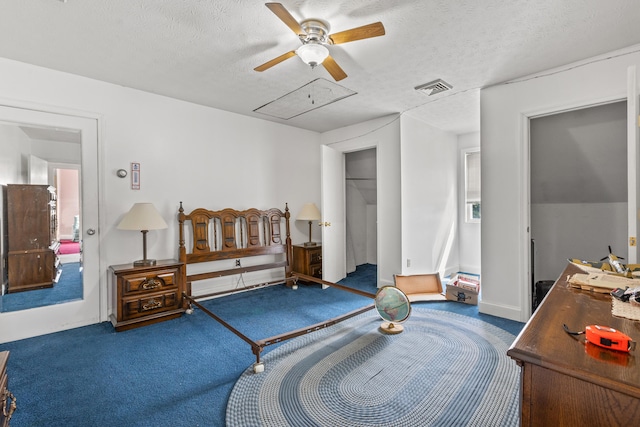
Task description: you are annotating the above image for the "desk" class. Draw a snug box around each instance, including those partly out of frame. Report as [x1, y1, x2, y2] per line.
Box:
[508, 263, 640, 426]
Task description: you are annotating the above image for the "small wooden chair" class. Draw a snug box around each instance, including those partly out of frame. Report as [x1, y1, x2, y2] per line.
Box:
[394, 273, 446, 302]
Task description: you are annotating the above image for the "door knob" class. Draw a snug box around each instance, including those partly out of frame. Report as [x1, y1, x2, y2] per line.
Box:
[86, 228, 96, 235]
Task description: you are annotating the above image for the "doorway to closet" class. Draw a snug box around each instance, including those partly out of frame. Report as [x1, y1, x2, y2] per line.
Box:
[530, 101, 627, 292]
[345, 149, 377, 275]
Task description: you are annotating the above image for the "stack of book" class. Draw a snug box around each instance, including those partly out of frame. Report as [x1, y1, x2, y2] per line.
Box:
[449, 273, 480, 293]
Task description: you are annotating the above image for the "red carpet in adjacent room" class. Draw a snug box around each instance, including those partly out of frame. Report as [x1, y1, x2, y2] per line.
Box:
[59, 239, 80, 255]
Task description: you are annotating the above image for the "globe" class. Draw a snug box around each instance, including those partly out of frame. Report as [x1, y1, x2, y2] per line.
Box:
[374, 286, 411, 334]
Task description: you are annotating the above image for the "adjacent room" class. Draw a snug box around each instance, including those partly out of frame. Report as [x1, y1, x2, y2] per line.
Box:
[1, 1, 640, 426]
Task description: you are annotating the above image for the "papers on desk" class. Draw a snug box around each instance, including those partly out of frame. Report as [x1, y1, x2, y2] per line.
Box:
[568, 272, 639, 293]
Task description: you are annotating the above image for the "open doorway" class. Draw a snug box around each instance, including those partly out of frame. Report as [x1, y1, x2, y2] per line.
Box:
[53, 166, 81, 265]
[345, 148, 377, 276]
[530, 100, 627, 306]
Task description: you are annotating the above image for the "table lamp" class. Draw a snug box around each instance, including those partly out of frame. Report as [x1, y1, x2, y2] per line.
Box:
[297, 203, 321, 247]
[117, 202, 168, 266]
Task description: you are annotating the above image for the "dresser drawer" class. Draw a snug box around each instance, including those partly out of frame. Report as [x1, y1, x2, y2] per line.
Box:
[120, 268, 179, 295]
[0, 351, 15, 427]
[121, 291, 180, 320]
[0, 370, 7, 427]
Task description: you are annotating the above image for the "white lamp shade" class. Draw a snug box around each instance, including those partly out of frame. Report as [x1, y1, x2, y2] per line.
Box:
[297, 203, 321, 221]
[117, 203, 168, 231]
[296, 43, 329, 67]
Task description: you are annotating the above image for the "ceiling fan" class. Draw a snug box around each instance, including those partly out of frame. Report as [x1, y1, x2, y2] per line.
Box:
[254, 2, 385, 81]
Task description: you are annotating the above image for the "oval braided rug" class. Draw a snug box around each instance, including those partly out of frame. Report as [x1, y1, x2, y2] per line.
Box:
[226, 307, 519, 427]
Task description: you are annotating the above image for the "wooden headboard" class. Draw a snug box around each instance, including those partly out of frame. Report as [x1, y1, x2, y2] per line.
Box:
[178, 202, 293, 295]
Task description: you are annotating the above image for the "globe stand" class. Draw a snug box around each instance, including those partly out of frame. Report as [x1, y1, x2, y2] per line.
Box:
[379, 321, 404, 334]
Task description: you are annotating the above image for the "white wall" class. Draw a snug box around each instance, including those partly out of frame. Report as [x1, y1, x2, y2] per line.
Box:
[458, 132, 481, 275]
[481, 44, 640, 322]
[28, 155, 48, 184]
[346, 181, 368, 270]
[0, 124, 30, 185]
[400, 115, 458, 278]
[0, 57, 322, 321]
[321, 114, 459, 285]
[366, 204, 377, 265]
[532, 202, 628, 282]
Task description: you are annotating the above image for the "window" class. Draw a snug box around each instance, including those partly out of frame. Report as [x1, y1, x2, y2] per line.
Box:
[465, 149, 481, 223]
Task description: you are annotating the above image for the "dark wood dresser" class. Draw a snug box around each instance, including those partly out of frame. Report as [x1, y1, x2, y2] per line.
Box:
[6, 184, 59, 293]
[1, 351, 16, 427]
[292, 244, 322, 282]
[109, 259, 185, 331]
[508, 263, 640, 426]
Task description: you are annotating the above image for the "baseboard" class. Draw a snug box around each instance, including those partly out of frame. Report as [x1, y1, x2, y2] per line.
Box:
[456, 265, 481, 276]
[379, 277, 394, 287]
[478, 300, 525, 323]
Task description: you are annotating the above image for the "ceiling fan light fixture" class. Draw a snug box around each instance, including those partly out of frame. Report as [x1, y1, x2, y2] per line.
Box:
[296, 43, 329, 68]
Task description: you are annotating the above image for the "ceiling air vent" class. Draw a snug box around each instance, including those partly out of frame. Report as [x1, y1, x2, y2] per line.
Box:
[415, 79, 452, 96]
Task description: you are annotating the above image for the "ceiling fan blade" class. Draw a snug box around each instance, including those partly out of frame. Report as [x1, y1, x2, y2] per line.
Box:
[329, 22, 385, 45]
[254, 51, 296, 72]
[266, 3, 305, 36]
[323, 55, 347, 81]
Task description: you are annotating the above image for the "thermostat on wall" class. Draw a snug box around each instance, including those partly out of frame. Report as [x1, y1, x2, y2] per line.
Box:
[131, 162, 140, 190]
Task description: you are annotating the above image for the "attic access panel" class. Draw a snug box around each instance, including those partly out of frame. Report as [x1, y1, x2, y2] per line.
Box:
[254, 78, 356, 120]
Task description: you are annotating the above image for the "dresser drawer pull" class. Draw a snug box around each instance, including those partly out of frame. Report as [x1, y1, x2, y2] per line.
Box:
[142, 299, 162, 311]
[2, 389, 16, 421]
[141, 278, 162, 290]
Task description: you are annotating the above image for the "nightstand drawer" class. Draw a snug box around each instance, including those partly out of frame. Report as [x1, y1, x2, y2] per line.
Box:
[121, 269, 178, 294]
[121, 291, 180, 320]
[309, 249, 322, 264]
[309, 264, 322, 278]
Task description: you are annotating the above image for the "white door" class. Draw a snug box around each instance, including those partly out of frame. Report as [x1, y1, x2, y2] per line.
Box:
[0, 105, 101, 343]
[627, 65, 640, 264]
[321, 145, 346, 283]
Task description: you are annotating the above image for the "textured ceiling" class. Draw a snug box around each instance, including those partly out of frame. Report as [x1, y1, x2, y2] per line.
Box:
[1, 1, 640, 134]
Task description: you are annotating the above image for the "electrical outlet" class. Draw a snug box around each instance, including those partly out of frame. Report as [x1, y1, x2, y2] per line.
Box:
[235, 259, 241, 267]
[407, 259, 411, 268]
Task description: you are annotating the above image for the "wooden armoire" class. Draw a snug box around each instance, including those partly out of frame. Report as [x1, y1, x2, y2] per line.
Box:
[6, 184, 60, 293]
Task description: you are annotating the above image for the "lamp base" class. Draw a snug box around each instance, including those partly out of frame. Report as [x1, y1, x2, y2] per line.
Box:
[303, 242, 317, 247]
[133, 259, 157, 267]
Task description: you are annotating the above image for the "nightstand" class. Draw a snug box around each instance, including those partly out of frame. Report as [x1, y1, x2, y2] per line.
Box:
[109, 259, 185, 331]
[292, 244, 322, 282]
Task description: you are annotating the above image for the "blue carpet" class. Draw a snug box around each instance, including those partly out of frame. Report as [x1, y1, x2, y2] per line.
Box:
[0, 264, 524, 427]
[2, 262, 82, 312]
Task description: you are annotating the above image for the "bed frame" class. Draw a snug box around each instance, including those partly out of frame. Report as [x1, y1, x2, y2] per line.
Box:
[178, 202, 376, 372]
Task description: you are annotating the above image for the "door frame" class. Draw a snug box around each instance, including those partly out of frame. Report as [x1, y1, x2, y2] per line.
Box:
[521, 88, 637, 317]
[0, 99, 104, 343]
[321, 143, 380, 284]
